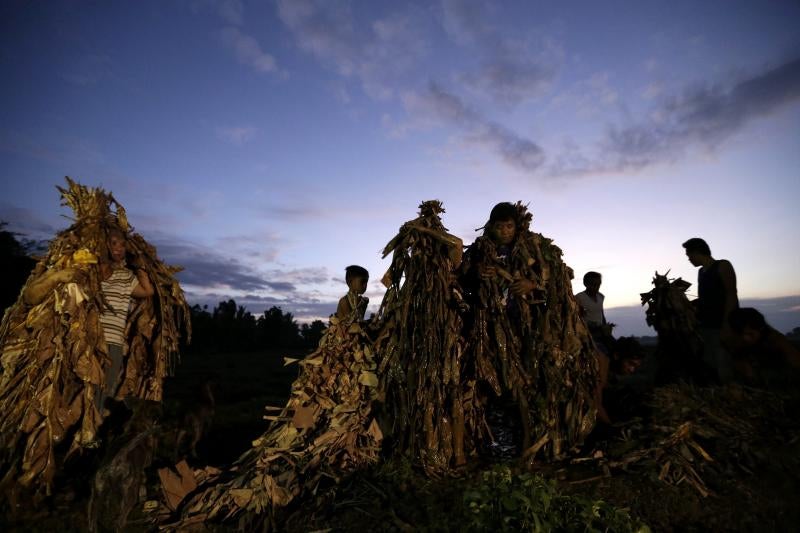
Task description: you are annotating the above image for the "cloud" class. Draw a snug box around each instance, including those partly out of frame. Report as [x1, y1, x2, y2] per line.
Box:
[216, 125, 258, 144]
[154, 237, 283, 292]
[609, 56, 800, 167]
[276, 0, 427, 100]
[220, 26, 278, 74]
[217, 0, 243, 26]
[402, 82, 545, 172]
[441, 0, 559, 105]
[550, 57, 800, 177]
[0, 204, 61, 240]
[263, 267, 329, 286]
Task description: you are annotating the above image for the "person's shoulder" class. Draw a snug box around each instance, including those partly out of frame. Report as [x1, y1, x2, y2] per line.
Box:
[575, 291, 588, 300]
[110, 266, 135, 280]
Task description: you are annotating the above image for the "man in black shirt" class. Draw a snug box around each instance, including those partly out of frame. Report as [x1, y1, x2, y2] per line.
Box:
[683, 237, 738, 383]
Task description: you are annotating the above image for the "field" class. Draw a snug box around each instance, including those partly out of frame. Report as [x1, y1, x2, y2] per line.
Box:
[3, 345, 800, 532]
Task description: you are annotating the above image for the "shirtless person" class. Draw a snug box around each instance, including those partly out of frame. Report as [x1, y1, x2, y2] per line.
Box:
[336, 265, 369, 322]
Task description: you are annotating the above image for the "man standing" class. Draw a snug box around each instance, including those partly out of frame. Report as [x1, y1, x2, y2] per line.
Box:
[683, 237, 739, 383]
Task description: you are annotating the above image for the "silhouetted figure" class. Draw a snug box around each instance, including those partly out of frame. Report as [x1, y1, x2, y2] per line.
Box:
[724, 307, 800, 386]
[641, 273, 709, 385]
[336, 265, 369, 321]
[0, 224, 36, 313]
[683, 238, 738, 383]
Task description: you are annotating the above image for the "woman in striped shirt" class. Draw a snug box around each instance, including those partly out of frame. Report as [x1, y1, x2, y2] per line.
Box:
[96, 229, 153, 410]
[22, 228, 154, 415]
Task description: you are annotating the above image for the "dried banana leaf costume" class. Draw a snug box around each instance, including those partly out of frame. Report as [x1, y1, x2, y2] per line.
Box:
[640, 272, 708, 384]
[176, 315, 382, 529]
[0, 178, 190, 498]
[373, 200, 481, 473]
[460, 202, 597, 459]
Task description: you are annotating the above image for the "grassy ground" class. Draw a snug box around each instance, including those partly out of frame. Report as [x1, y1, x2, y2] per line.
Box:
[163, 347, 308, 464]
[3, 345, 799, 531]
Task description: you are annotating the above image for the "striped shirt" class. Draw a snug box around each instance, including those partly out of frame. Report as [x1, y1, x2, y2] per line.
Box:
[99, 267, 139, 346]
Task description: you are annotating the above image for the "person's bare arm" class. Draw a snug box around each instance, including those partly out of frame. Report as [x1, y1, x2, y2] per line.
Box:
[131, 269, 154, 298]
[336, 295, 352, 319]
[23, 268, 77, 305]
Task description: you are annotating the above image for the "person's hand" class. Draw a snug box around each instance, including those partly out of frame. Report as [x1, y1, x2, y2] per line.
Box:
[510, 278, 536, 296]
[479, 265, 497, 280]
[50, 268, 77, 283]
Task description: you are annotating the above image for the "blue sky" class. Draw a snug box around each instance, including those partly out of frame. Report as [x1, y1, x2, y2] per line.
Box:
[1, 0, 799, 335]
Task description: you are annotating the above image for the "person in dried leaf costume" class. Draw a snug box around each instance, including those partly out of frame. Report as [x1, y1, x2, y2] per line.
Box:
[0, 177, 190, 500]
[460, 202, 598, 460]
[641, 272, 713, 385]
[373, 200, 479, 473]
[173, 302, 383, 529]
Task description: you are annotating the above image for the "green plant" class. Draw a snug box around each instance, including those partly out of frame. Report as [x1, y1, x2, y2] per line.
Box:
[463, 465, 650, 532]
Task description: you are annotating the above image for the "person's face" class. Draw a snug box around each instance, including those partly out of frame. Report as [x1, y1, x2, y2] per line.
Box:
[740, 326, 761, 346]
[108, 234, 126, 263]
[348, 276, 368, 295]
[621, 359, 642, 375]
[585, 278, 601, 295]
[492, 219, 516, 246]
[685, 250, 702, 267]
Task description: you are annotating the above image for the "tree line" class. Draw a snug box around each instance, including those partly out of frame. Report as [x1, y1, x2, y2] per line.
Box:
[186, 300, 326, 353]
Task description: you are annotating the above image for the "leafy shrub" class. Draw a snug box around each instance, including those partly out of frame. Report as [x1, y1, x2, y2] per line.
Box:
[463, 465, 650, 532]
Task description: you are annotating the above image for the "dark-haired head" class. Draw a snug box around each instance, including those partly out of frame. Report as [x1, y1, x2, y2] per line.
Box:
[489, 202, 517, 224]
[683, 238, 712, 267]
[345, 265, 369, 283]
[486, 202, 518, 245]
[583, 271, 602, 286]
[345, 265, 369, 295]
[728, 307, 769, 346]
[682, 238, 711, 256]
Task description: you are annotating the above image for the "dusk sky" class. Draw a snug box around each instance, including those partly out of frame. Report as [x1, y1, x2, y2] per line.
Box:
[2, 0, 799, 336]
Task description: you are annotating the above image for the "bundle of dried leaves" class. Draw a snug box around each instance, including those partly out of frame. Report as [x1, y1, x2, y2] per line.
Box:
[0, 177, 190, 498]
[460, 202, 597, 460]
[601, 383, 799, 498]
[640, 272, 705, 383]
[373, 200, 479, 473]
[173, 315, 383, 529]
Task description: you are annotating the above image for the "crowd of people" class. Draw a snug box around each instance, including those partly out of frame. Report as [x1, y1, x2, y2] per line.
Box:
[1, 193, 798, 524]
[575, 237, 799, 424]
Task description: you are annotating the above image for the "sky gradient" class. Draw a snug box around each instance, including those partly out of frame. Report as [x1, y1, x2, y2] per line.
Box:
[1, 0, 799, 336]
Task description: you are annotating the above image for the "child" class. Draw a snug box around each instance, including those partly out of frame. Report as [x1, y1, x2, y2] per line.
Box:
[336, 265, 369, 321]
